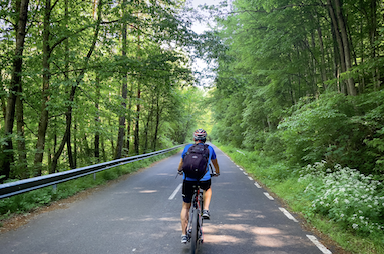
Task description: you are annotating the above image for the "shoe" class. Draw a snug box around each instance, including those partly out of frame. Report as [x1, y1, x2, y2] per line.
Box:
[181, 235, 188, 244]
[202, 209, 210, 220]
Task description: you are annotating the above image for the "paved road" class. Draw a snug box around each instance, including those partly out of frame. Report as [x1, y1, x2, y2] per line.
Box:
[0, 145, 332, 254]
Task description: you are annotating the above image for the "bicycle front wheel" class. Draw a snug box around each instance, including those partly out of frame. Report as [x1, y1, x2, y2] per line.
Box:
[190, 209, 199, 254]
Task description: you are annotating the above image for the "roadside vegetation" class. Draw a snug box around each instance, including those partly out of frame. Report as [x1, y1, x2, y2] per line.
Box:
[202, 0, 384, 253]
[216, 144, 384, 254]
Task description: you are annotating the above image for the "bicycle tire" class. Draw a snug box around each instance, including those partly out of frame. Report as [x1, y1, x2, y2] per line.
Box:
[190, 209, 199, 254]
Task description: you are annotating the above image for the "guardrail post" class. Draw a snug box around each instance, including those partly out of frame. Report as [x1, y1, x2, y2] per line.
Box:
[93, 173, 96, 181]
[52, 184, 57, 194]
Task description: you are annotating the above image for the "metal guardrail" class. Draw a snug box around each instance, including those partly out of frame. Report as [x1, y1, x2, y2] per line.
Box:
[0, 144, 185, 199]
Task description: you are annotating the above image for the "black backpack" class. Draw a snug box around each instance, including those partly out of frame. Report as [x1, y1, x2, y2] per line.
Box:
[181, 144, 210, 179]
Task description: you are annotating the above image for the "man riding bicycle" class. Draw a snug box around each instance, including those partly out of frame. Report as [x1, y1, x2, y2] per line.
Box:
[177, 129, 220, 244]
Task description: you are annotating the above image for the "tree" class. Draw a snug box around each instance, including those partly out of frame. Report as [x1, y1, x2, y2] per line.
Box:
[1, 0, 30, 181]
[0, 0, 202, 181]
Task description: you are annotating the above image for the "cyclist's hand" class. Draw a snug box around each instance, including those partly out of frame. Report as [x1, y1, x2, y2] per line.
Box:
[212, 172, 220, 177]
[177, 170, 183, 175]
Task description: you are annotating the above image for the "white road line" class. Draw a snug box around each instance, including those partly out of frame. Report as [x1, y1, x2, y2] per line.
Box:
[243, 172, 248, 176]
[168, 183, 182, 200]
[263, 192, 274, 200]
[306, 235, 332, 254]
[254, 182, 262, 188]
[279, 207, 298, 222]
[248, 176, 253, 181]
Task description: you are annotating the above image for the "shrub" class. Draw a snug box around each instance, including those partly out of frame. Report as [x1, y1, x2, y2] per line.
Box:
[301, 161, 384, 235]
[278, 91, 384, 174]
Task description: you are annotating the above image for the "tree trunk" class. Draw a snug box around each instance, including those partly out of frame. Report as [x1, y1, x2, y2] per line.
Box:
[64, 0, 74, 169]
[34, 0, 51, 176]
[50, 0, 103, 172]
[16, 83, 28, 178]
[94, 75, 100, 162]
[327, 0, 347, 95]
[126, 83, 133, 154]
[316, 24, 327, 89]
[370, 0, 380, 90]
[73, 122, 77, 168]
[101, 135, 106, 161]
[143, 100, 153, 152]
[134, 21, 141, 155]
[116, 1, 128, 159]
[134, 83, 140, 155]
[1, 0, 29, 182]
[153, 94, 160, 151]
[50, 87, 75, 172]
[0, 71, 6, 121]
[333, 0, 356, 96]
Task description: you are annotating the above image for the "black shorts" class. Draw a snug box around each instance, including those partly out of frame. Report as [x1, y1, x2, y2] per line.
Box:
[182, 179, 211, 203]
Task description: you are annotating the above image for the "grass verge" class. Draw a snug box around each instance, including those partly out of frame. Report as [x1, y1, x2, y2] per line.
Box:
[216, 143, 384, 254]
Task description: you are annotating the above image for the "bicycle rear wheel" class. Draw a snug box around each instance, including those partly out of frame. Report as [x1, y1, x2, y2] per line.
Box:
[190, 209, 199, 254]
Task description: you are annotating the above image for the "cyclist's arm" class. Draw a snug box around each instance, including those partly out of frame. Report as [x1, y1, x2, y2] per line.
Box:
[177, 158, 183, 172]
[211, 158, 220, 175]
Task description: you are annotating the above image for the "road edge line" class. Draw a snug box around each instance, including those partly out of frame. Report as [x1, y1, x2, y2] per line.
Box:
[306, 235, 332, 254]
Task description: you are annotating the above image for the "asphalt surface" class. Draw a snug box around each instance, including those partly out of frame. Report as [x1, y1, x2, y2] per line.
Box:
[0, 144, 332, 254]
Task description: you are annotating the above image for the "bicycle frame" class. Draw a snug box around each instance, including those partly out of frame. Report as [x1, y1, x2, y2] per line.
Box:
[186, 183, 204, 254]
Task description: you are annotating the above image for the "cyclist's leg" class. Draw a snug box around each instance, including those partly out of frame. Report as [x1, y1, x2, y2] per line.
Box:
[203, 187, 212, 211]
[200, 180, 212, 211]
[181, 201, 191, 235]
[181, 180, 194, 236]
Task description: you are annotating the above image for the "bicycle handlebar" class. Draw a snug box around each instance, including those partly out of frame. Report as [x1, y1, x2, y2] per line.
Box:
[176, 163, 219, 178]
[176, 170, 220, 178]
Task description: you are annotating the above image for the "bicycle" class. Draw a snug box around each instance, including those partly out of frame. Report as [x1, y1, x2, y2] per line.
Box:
[177, 164, 218, 254]
[184, 170, 218, 254]
[186, 181, 204, 254]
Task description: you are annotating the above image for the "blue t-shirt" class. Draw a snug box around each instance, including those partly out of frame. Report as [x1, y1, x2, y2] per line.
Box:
[181, 143, 217, 181]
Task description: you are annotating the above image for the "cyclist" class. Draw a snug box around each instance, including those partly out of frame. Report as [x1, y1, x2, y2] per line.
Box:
[177, 128, 220, 244]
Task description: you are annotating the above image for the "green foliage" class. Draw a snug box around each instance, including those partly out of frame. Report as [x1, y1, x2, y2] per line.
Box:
[300, 162, 384, 236]
[218, 143, 384, 254]
[0, 0, 202, 179]
[277, 91, 384, 174]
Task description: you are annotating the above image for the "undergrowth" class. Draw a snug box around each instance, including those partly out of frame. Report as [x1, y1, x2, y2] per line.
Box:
[217, 143, 384, 254]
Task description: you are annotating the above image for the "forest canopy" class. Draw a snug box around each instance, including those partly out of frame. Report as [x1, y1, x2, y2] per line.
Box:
[207, 0, 384, 177]
[1, 0, 384, 183]
[0, 0, 208, 181]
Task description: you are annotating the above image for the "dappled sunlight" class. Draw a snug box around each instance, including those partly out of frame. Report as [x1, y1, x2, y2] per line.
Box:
[251, 227, 281, 235]
[254, 235, 285, 248]
[156, 173, 173, 176]
[158, 217, 179, 222]
[138, 190, 158, 193]
[204, 234, 245, 244]
[202, 222, 296, 249]
[110, 216, 179, 223]
[226, 213, 243, 218]
[214, 181, 234, 186]
[204, 223, 247, 233]
[227, 211, 265, 219]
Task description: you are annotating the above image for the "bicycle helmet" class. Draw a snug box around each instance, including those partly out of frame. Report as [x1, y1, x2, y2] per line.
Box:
[193, 128, 207, 142]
